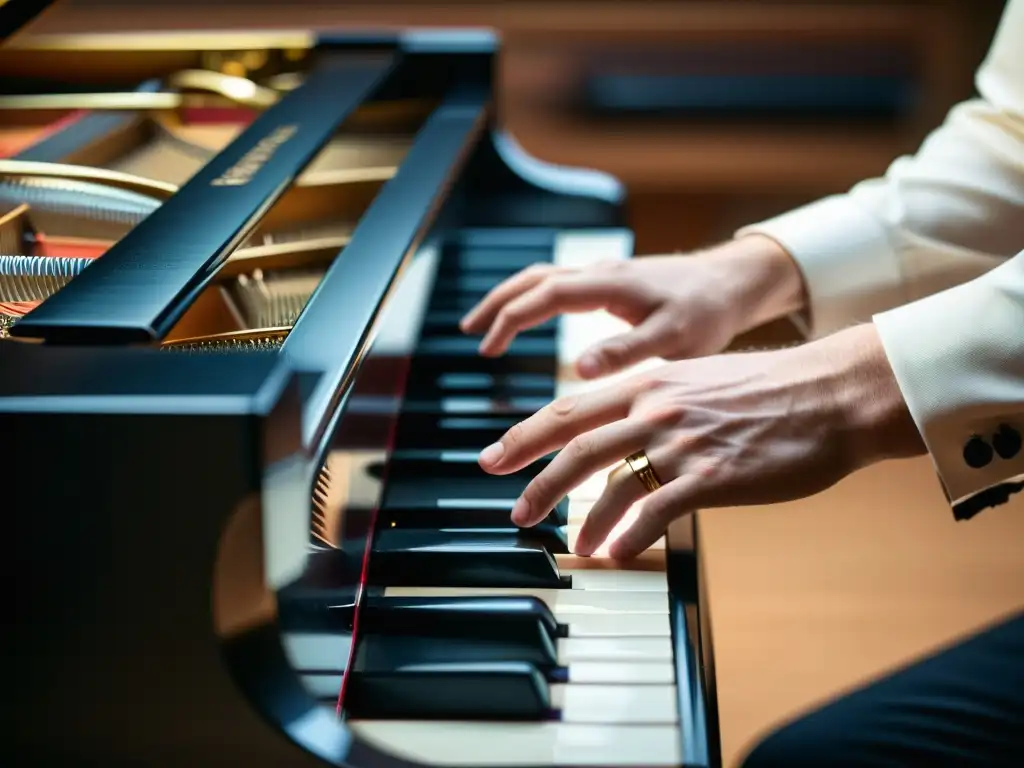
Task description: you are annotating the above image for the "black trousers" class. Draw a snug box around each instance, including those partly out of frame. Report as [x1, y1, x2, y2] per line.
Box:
[740, 611, 1024, 767]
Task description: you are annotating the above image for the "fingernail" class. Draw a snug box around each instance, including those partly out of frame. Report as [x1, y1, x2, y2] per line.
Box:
[573, 538, 594, 557]
[477, 333, 498, 357]
[510, 497, 531, 526]
[479, 442, 505, 467]
[577, 354, 601, 378]
[608, 538, 636, 561]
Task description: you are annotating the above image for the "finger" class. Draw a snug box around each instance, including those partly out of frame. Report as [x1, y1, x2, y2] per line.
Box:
[577, 436, 679, 557]
[459, 264, 559, 333]
[609, 466, 725, 559]
[576, 313, 674, 378]
[479, 377, 645, 474]
[571, 459, 649, 556]
[478, 273, 623, 356]
[510, 417, 653, 527]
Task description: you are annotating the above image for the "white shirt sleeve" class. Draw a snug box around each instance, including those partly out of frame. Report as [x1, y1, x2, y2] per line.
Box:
[737, 0, 1024, 337]
[738, 0, 1024, 510]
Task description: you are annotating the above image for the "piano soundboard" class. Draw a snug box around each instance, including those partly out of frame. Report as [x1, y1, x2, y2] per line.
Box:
[0, 29, 717, 768]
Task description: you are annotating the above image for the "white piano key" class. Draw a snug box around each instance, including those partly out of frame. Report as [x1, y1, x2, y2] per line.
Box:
[553, 230, 634, 369]
[550, 684, 679, 725]
[383, 586, 668, 614]
[281, 633, 351, 672]
[559, 310, 633, 368]
[564, 613, 671, 637]
[556, 636, 672, 662]
[567, 662, 675, 684]
[349, 720, 682, 766]
[298, 673, 342, 699]
[569, 467, 616, 502]
[564, 569, 667, 592]
[552, 230, 634, 271]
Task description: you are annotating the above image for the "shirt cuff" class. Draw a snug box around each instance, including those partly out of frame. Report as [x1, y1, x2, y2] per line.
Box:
[873, 260, 1024, 506]
[736, 195, 906, 337]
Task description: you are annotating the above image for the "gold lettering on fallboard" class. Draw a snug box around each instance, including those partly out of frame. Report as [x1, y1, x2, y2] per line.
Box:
[210, 124, 299, 187]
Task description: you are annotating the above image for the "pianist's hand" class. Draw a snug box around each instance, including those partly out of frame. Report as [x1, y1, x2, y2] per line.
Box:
[460, 235, 804, 378]
[477, 323, 927, 559]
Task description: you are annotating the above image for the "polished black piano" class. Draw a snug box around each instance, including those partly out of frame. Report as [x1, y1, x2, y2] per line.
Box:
[0, 28, 718, 767]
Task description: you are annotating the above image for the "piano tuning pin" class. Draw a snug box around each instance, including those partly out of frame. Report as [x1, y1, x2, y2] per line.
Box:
[159, 328, 289, 353]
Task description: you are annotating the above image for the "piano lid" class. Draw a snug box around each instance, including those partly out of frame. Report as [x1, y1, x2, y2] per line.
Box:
[9, 30, 498, 345]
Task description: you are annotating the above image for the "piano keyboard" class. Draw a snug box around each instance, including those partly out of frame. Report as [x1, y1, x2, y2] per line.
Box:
[297, 228, 685, 766]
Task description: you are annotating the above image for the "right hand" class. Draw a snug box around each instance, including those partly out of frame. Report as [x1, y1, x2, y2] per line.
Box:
[460, 235, 807, 379]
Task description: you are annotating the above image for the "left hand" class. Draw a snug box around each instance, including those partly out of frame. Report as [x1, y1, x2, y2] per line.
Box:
[477, 323, 926, 559]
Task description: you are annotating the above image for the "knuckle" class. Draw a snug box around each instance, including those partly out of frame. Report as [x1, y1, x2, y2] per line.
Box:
[640, 403, 684, 427]
[666, 309, 691, 338]
[566, 434, 593, 463]
[669, 429, 698, 453]
[522, 263, 552, 279]
[521, 477, 549, 509]
[538, 276, 566, 300]
[636, 375, 668, 396]
[550, 395, 578, 417]
[504, 422, 527, 450]
[495, 305, 524, 329]
[598, 258, 629, 273]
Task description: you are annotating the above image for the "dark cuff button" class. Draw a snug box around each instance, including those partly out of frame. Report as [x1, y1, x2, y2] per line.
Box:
[992, 424, 1022, 460]
[963, 436, 993, 469]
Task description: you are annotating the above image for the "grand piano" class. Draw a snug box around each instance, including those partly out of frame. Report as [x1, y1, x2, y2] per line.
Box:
[0, 27, 717, 767]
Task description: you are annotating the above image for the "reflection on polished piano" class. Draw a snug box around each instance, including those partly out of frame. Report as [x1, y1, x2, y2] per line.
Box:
[1, 29, 716, 767]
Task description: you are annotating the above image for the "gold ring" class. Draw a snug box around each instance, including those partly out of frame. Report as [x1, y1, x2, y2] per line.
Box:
[625, 450, 663, 494]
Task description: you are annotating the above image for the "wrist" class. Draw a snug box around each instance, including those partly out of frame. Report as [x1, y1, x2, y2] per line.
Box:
[713, 235, 807, 334]
[817, 323, 926, 467]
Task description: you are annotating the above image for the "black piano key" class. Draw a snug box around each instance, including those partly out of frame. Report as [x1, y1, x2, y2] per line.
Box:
[394, 413, 514, 449]
[400, 397, 548, 416]
[441, 247, 547, 269]
[369, 529, 567, 588]
[381, 519, 569, 554]
[381, 499, 567, 536]
[384, 471, 538, 507]
[412, 351, 556, 376]
[456, 228, 557, 249]
[357, 632, 557, 675]
[417, 336, 556, 358]
[344, 660, 549, 720]
[380, 495, 570, 528]
[435, 265, 528, 283]
[427, 293, 490, 312]
[388, 451, 551, 476]
[360, 595, 560, 644]
[422, 310, 556, 336]
[434, 275, 522, 294]
[405, 370, 556, 399]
